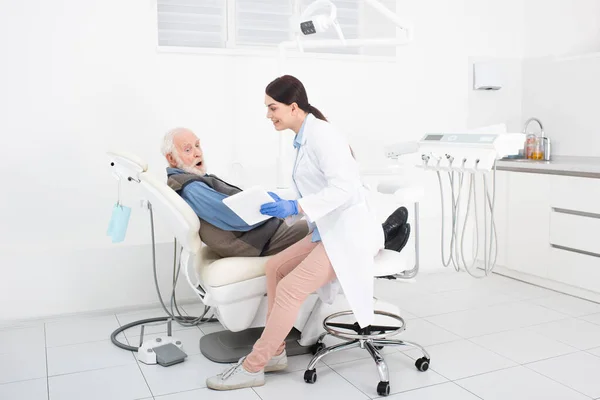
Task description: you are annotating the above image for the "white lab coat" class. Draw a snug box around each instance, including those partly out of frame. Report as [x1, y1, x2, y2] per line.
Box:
[285, 114, 384, 328]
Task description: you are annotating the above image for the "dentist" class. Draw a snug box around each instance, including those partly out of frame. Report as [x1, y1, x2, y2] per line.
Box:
[207, 75, 403, 391]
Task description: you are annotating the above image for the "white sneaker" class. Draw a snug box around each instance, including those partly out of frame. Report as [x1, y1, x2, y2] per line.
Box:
[206, 358, 265, 391]
[265, 350, 288, 372]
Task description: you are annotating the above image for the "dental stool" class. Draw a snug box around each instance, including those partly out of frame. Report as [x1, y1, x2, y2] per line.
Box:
[303, 182, 429, 397]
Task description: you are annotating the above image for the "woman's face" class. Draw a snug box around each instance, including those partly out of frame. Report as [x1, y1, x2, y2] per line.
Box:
[265, 94, 294, 131]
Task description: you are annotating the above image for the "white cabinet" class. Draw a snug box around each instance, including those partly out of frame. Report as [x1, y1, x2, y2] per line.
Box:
[504, 172, 552, 278]
[547, 175, 600, 293]
[496, 171, 600, 296]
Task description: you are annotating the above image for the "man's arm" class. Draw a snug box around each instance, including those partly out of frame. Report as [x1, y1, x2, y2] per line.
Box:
[181, 181, 267, 231]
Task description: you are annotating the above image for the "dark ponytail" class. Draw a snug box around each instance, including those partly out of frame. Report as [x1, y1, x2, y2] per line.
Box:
[266, 75, 328, 122]
[306, 104, 327, 122]
[266, 75, 355, 157]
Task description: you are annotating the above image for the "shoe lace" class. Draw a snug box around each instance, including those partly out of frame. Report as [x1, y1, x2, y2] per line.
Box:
[222, 357, 245, 380]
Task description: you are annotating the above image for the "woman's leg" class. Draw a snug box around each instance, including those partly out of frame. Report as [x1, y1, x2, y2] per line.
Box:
[263, 235, 317, 355]
[265, 235, 316, 318]
[243, 243, 336, 373]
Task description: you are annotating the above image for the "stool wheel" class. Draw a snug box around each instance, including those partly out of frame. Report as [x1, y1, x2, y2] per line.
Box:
[304, 369, 317, 384]
[415, 357, 430, 371]
[377, 381, 390, 396]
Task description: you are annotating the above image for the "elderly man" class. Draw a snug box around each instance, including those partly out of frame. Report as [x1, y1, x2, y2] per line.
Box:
[162, 127, 410, 258]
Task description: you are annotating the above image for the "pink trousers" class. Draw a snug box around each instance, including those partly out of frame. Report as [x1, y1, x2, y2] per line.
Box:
[243, 235, 337, 372]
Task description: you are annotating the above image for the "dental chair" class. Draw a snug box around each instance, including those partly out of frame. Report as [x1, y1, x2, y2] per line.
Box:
[108, 151, 430, 396]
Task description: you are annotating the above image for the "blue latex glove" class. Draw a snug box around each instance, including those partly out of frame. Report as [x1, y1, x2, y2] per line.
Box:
[267, 191, 282, 201]
[260, 192, 299, 219]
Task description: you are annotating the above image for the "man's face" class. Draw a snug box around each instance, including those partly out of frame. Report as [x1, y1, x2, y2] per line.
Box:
[167, 130, 206, 175]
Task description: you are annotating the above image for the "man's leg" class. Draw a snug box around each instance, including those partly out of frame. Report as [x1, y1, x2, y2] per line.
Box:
[261, 221, 309, 256]
[382, 206, 408, 239]
[385, 223, 410, 252]
[383, 206, 410, 251]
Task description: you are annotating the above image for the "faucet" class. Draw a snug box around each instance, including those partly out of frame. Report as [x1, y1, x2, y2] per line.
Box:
[523, 117, 544, 137]
[523, 117, 551, 161]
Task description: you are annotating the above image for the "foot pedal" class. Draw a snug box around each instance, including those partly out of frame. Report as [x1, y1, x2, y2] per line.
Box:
[153, 343, 187, 367]
[136, 318, 187, 366]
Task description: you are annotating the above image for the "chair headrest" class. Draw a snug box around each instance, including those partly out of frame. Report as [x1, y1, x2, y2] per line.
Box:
[107, 151, 149, 181]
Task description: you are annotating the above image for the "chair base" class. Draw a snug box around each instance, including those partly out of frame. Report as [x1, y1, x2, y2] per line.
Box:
[304, 312, 431, 397]
[200, 327, 313, 363]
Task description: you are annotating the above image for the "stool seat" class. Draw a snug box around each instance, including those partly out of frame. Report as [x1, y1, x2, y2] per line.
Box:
[373, 250, 410, 278]
[377, 182, 425, 204]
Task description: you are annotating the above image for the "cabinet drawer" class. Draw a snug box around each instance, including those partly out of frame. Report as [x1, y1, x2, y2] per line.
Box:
[550, 175, 600, 215]
[550, 209, 600, 256]
[548, 246, 600, 293]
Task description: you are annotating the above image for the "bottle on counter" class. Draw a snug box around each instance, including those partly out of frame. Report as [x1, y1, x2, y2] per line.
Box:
[525, 134, 536, 159]
[531, 137, 544, 160]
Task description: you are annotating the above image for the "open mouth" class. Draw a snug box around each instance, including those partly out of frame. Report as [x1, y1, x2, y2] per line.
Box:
[196, 161, 203, 167]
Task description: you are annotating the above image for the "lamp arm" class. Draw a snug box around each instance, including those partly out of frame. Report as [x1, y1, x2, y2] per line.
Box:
[363, 0, 412, 40]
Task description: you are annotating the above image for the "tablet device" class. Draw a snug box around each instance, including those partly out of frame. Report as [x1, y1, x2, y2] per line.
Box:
[222, 186, 274, 225]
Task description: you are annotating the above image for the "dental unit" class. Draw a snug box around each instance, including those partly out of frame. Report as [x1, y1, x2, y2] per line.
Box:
[413, 131, 525, 277]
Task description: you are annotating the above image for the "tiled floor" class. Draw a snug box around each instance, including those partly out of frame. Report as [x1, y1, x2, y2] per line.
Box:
[2, 271, 600, 399]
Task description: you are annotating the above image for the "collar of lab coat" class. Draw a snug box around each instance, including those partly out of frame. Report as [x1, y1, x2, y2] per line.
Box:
[293, 113, 314, 148]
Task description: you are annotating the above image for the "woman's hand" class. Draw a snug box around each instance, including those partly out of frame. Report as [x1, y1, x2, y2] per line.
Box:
[260, 193, 299, 218]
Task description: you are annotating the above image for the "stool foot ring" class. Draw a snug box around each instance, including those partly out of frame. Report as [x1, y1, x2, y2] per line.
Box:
[323, 311, 406, 341]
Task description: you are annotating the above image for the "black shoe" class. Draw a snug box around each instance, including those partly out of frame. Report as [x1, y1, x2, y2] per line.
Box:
[382, 206, 408, 241]
[385, 223, 410, 253]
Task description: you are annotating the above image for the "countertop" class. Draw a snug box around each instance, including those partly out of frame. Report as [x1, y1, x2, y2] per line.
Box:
[496, 155, 600, 178]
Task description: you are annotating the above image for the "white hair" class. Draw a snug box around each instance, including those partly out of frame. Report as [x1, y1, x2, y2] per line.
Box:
[161, 127, 191, 157]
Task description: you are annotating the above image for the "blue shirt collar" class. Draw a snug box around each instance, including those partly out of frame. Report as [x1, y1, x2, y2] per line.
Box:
[166, 167, 184, 176]
[293, 117, 309, 149]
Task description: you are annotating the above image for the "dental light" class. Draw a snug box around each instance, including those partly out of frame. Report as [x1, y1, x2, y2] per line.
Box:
[416, 132, 525, 278]
[294, 0, 346, 52]
[284, 0, 412, 55]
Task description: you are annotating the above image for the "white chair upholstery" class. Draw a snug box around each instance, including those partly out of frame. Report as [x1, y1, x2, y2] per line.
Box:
[197, 247, 271, 287]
